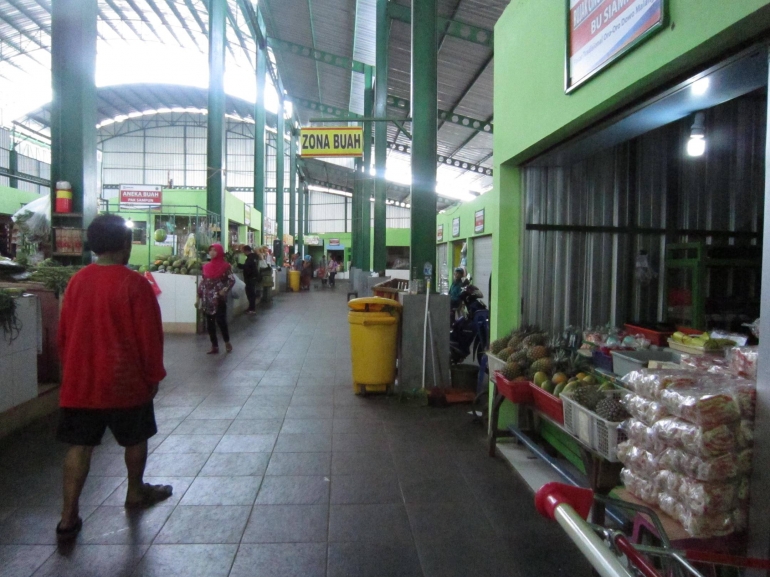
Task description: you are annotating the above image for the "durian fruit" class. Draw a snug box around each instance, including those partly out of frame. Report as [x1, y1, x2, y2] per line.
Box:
[500, 361, 522, 380]
[572, 385, 603, 411]
[595, 397, 630, 422]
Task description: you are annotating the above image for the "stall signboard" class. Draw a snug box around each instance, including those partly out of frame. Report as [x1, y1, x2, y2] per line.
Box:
[300, 127, 364, 158]
[305, 236, 322, 246]
[244, 206, 251, 227]
[474, 209, 485, 234]
[437, 225, 444, 242]
[119, 184, 162, 209]
[328, 238, 340, 246]
[566, 0, 664, 92]
[452, 217, 460, 238]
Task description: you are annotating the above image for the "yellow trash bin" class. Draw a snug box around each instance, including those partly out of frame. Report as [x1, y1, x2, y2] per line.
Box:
[288, 270, 300, 292]
[348, 297, 402, 394]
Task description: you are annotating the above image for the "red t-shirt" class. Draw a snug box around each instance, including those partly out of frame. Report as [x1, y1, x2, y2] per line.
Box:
[58, 264, 166, 409]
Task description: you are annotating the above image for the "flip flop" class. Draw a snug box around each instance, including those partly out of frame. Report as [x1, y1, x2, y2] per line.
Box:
[56, 517, 82, 541]
[125, 483, 173, 509]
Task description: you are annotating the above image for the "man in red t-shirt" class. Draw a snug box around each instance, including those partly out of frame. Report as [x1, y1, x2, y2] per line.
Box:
[55, 214, 171, 541]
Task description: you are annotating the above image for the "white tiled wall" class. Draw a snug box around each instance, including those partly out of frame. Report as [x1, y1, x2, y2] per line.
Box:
[0, 296, 40, 412]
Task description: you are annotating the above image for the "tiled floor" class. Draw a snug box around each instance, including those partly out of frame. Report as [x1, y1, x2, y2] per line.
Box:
[0, 281, 591, 577]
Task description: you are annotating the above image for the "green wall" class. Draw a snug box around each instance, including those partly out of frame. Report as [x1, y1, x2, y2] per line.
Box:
[0, 186, 42, 216]
[306, 229, 411, 271]
[490, 0, 770, 340]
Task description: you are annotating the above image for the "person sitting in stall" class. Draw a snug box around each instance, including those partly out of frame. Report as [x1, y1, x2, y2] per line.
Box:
[300, 255, 313, 290]
[449, 267, 466, 318]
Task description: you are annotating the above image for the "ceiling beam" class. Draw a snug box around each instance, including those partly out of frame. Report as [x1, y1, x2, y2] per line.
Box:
[181, 0, 208, 36]
[159, 0, 202, 50]
[387, 141, 493, 176]
[295, 98, 362, 119]
[123, 0, 169, 46]
[103, 0, 147, 42]
[97, 9, 129, 43]
[387, 1, 493, 49]
[0, 29, 46, 70]
[5, 0, 49, 34]
[144, 0, 187, 49]
[268, 37, 367, 74]
[225, 3, 254, 69]
[0, 7, 47, 52]
[305, 0, 323, 105]
[387, 93, 492, 134]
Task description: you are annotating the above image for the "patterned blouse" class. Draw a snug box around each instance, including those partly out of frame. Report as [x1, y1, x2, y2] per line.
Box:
[197, 267, 236, 315]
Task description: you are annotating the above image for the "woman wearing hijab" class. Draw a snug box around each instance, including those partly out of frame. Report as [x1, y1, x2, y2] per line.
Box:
[196, 244, 236, 354]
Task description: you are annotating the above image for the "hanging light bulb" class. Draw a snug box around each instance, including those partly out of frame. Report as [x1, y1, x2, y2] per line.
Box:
[687, 112, 706, 157]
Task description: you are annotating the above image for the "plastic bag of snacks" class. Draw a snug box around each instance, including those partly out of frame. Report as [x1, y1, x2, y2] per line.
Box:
[658, 447, 738, 481]
[678, 353, 731, 374]
[623, 419, 663, 453]
[620, 468, 658, 505]
[737, 448, 753, 475]
[652, 417, 735, 458]
[726, 346, 758, 380]
[616, 442, 660, 477]
[659, 375, 754, 427]
[657, 493, 735, 537]
[654, 470, 738, 515]
[736, 420, 754, 448]
[623, 394, 670, 425]
[621, 370, 698, 400]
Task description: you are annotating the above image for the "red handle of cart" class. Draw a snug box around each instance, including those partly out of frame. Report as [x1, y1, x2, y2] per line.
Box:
[535, 483, 640, 577]
[683, 550, 770, 570]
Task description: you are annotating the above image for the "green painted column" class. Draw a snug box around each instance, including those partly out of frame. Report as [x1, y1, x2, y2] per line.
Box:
[8, 145, 18, 189]
[411, 0, 438, 288]
[373, 0, 389, 272]
[361, 66, 374, 272]
[207, 0, 226, 231]
[351, 157, 362, 268]
[276, 103, 285, 261]
[298, 181, 305, 255]
[50, 0, 97, 262]
[254, 48, 267, 244]
[289, 128, 297, 238]
[304, 183, 309, 236]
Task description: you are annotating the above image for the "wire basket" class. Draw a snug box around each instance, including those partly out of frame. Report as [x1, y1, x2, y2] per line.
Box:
[561, 390, 627, 461]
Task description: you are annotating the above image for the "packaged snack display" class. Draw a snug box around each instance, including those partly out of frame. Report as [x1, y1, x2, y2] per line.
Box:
[652, 417, 735, 458]
[659, 386, 740, 429]
[726, 346, 758, 380]
[617, 442, 660, 477]
[623, 394, 670, 425]
[654, 470, 737, 515]
[621, 369, 698, 400]
[737, 448, 753, 475]
[736, 420, 754, 448]
[679, 354, 730, 374]
[658, 448, 738, 481]
[620, 467, 658, 504]
[657, 493, 735, 538]
[623, 419, 662, 453]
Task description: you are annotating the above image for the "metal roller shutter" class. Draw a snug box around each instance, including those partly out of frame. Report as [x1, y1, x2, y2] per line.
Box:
[473, 235, 493, 303]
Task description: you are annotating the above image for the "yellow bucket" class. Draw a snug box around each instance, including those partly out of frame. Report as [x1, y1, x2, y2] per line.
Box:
[288, 270, 300, 292]
[347, 297, 402, 394]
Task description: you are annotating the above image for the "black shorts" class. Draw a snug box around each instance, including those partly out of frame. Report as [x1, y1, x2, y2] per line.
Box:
[56, 402, 157, 447]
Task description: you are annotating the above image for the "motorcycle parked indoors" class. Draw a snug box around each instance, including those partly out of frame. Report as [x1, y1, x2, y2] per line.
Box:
[449, 281, 489, 366]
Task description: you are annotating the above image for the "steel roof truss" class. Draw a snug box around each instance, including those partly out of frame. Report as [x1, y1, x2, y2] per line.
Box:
[226, 3, 254, 69]
[103, 0, 147, 42]
[268, 37, 366, 74]
[143, 0, 187, 48]
[0, 7, 47, 51]
[387, 1, 493, 48]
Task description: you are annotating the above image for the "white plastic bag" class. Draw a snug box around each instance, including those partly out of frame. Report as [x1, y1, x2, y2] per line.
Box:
[12, 195, 51, 241]
[229, 275, 245, 300]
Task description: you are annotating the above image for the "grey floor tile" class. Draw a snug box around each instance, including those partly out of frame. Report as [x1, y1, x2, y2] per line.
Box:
[255, 476, 330, 505]
[0, 545, 54, 577]
[180, 477, 262, 506]
[331, 473, 403, 505]
[236, 405, 288, 420]
[131, 544, 237, 577]
[32, 544, 149, 577]
[400, 471, 476, 504]
[199, 453, 270, 477]
[171, 420, 233, 435]
[154, 506, 251, 544]
[406, 501, 497, 544]
[273, 432, 332, 453]
[265, 452, 331, 476]
[285, 406, 334, 419]
[328, 504, 412, 544]
[331, 451, 395, 476]
[332, 433, 389, 452]
[102, 477, 193, 508]
[241, 505, 328, 543]
[416, 537, 520, 577]
[186, 406, 242, 420]
[154, 407, 196, 421]
[226, 419, 283, 435]
[214, 434, 277, 453]
[280, 419, 333, 435]
[327, 541, 424, 577]
[289, 395, 334, 407]
[228, 543, 326, 577]
[78, 505, 173, 545]
[332, 418, 384, 434]
[144, 453, 210, 477]
[153, 435, 222, 454]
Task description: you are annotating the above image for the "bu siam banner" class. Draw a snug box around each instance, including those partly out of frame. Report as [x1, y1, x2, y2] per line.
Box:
[119, 184, 162, 209]
[300, 127, 364, 158]
[567, 0, 664, 91]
